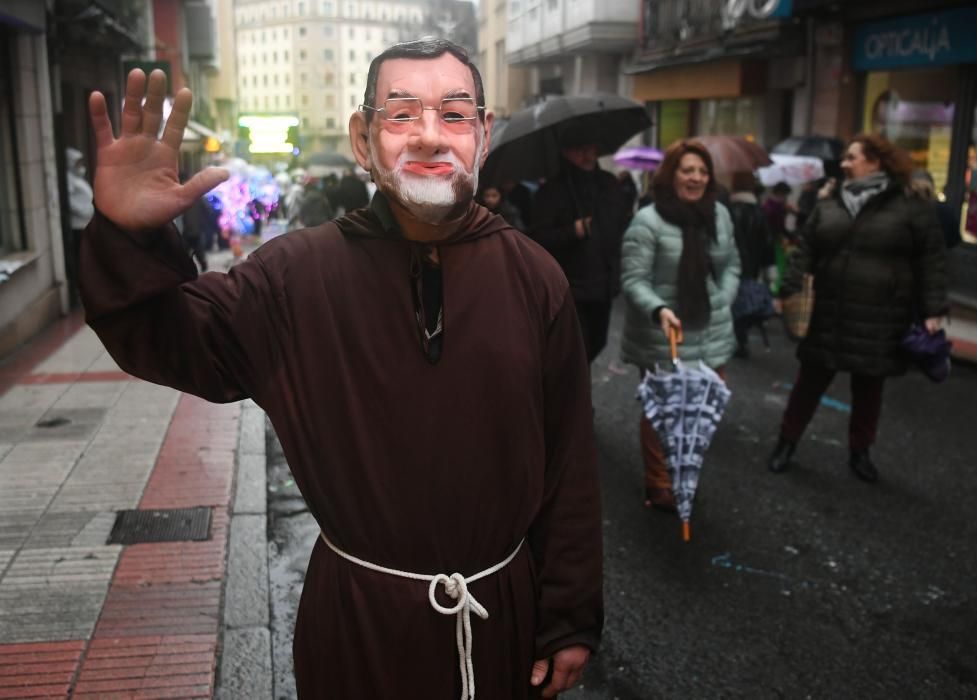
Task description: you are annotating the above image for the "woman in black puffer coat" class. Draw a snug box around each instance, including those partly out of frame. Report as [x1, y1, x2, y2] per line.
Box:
[768, 134, 947, 483]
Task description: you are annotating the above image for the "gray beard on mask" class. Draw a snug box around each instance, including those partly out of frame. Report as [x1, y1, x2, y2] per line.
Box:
[368, 137, 482, 225]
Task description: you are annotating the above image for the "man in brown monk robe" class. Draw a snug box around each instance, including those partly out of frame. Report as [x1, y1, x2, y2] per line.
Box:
[80, 39, 602, 699]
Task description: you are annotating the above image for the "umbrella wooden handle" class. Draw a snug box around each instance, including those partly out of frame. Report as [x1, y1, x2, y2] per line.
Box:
[668, 326, 683, 362]
[682, 521, 691, 542]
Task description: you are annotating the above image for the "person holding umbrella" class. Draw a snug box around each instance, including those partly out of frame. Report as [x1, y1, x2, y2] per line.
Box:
[767, 134, 948, 482]
[620, 139, 740, 510]
[530, 126, 632, 365]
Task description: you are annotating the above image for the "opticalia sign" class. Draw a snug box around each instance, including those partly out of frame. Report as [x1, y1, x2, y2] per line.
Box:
[239, 115, 300, 154]
[853, 7, 977, 71]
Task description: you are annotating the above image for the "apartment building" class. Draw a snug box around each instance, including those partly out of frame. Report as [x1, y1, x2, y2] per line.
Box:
[234, 0, 427, 153]
[505, 0, 638, 100]
[476, 0, 528, 117]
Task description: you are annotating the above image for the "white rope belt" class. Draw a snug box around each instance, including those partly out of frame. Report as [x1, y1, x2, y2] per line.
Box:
[319, 531, 524, 700]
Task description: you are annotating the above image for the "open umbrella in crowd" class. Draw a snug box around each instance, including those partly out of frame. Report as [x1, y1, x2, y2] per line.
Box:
[613, 146, 664, 171]
[482, 94, 651, 184]
[695, 135, 773, 174]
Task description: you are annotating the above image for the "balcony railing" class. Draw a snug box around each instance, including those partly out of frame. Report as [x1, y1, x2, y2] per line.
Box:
[640, 0, 775, 53]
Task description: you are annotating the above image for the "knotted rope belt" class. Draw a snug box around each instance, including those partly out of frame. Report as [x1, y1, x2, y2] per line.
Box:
[319, 532, 524, 700]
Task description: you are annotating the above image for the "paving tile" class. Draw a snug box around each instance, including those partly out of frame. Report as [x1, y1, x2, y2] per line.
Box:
[74, 634, 216, 698]
[95, 581, 222, 638]
[49, 380, 128, 411]
[30, 326, 105, 375]
[86, 350, 123, 373]
[22, 511, 104, 549]
[233, 453, 266, 514]
[1, 546, 122, 585]
[223, 515, 268, 628]
[0, 516, 36, 550]
[0, 547, 121, 643]
[10, 407, 107, 443]
[238, 405, 265, 456]
[216, 628, 272, 700]
[0, 639, 84, 699]
[71, 511, 118, 547]
[0, 385, 65, 423]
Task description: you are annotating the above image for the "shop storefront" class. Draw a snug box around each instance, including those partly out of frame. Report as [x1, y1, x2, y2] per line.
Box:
[852, 6, 977, 359]
[631, 58, 793, 151]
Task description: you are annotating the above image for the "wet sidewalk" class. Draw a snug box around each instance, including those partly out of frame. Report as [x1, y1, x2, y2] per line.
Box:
[0, 304, 270, 697]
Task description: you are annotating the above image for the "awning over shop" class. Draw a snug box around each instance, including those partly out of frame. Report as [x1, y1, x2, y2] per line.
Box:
[630, 59, 767, 102]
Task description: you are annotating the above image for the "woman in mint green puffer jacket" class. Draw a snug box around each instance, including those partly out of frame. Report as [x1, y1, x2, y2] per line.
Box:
[620, 140, 740, 510]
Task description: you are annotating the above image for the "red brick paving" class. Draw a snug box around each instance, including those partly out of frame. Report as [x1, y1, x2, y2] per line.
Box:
[72, 635, 215, 698]
[0, 323, 243, 698]
[70, 394, 241, 697]
[0, 640, 85, 699]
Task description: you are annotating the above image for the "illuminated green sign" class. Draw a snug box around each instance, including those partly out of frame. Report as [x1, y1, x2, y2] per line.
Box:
[238, 115, 300, 154]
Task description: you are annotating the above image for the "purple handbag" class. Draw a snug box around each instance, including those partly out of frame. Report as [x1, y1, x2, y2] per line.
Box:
[901, 324, 952, 383]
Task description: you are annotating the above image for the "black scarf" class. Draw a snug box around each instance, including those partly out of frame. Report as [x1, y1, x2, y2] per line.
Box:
[653, 190, 717, 329]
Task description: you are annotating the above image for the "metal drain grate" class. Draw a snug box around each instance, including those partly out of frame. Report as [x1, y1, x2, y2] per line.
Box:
[107, 507, 212, 545]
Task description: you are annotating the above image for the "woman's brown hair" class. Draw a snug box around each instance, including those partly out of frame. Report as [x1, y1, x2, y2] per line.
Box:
[652, 139, 718, 200]
[848, 133, 914, 185]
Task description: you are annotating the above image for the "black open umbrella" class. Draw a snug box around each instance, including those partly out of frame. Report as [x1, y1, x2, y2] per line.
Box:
[771, 135, 845, 162]
[482, 95, 651, 185]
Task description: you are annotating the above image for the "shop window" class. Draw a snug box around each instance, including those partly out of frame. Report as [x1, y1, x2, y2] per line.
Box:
[864, 67, 957, 197]
[966, 123, 977, 244]
[696, 97, 761, 142]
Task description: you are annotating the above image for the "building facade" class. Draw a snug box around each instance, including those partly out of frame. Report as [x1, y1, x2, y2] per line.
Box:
[505, 0, 638, 100]
[0, 2, 70, 356]
[476, 0, 529, 117]
[233, 0, 428, 155]
[628, 0, 801, 151]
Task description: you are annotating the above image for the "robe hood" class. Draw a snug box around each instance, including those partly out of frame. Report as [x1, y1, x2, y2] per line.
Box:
[335, 190, 510, 245]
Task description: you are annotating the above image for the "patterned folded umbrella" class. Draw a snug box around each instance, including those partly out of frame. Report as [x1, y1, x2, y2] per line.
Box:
[637, 329, 731, 541]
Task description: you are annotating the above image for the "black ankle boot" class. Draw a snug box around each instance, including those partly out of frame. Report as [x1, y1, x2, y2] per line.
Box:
[849, 449, 878, 483]
[767, 436, 796, 473]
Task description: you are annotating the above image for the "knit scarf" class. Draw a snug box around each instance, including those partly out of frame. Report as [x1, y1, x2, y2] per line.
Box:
[841, 171, 890, 219]
[653, 191, 717, 329]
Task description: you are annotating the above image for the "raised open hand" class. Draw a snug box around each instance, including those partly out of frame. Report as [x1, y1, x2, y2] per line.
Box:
[88, 69, 228, 232]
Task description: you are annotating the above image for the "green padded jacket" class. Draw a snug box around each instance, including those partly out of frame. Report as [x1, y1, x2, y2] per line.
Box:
[620, 203, 741, 370]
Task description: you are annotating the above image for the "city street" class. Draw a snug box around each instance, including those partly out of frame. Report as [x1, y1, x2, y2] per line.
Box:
[268, 299, 977, 698]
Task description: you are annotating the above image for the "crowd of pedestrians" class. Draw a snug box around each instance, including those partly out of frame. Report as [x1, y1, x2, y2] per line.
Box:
[69, 37, 961, 697]
[469, 129, 952, 498]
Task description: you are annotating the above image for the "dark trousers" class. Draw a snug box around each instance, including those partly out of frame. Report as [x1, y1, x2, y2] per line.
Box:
[780, 363, 885, 451]
[575, 300, 612, 364]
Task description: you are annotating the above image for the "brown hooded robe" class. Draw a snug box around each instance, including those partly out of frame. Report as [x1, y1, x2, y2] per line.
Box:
[79, 193, 603, 698]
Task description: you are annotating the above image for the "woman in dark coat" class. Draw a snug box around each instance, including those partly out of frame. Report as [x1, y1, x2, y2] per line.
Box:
[768, 134, 948, 482]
